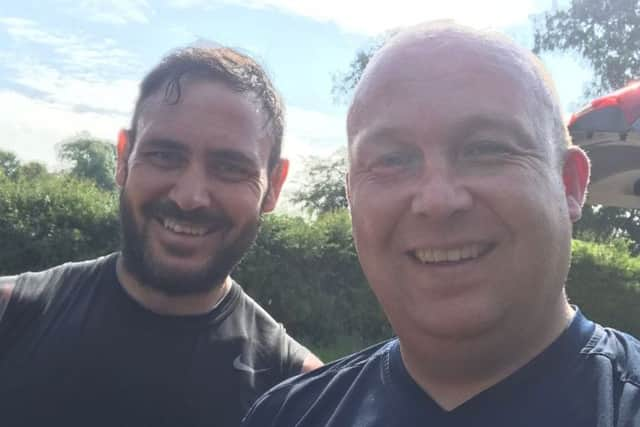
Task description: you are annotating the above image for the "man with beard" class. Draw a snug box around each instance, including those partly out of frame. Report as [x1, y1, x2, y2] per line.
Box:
[241, 22, 640, 427]
[0, 46, 321, 427]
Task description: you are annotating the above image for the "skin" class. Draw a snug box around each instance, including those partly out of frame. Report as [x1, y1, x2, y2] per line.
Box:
[115, 78, 288, 316]
[347, 26, 590, 409]
[115, 77, 323, 372]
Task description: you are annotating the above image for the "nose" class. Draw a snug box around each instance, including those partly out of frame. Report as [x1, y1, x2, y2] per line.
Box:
[410, 166, 473, 220]
[167, 164, 212, 211]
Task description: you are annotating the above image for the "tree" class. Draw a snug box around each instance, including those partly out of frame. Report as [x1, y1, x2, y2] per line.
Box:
[534, 0, 640, 252]
[290, 150, 348, 215]
[16, 161, 49, 181]
[57, 133, 117, 192]
[0, 150, 20, 179]
[331, 30, 396, 103]
[0, 149, 49, 181]
[533, 0, 640, 98]
[0, 172, 119, 274]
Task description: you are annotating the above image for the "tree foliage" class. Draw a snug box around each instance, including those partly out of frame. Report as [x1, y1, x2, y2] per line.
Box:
[569, 239, 640, 336]
[331, 31, 396, 102]
[0, 150, 20, 180]
[533, 0, 640, 98]
[2, 146, 640, 354]
[291, 150, 348, 215]
[534, 0, 640, 251]
[236, 211, 392, 350]
[0, 150, 120, 274]
[57, 133, 117, 192]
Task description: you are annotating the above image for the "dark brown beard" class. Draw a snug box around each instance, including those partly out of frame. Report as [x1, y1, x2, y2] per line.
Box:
[118, 189, 260, 296]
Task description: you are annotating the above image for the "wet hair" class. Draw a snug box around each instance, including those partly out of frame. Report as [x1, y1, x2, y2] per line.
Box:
[128, 46, 284, 170]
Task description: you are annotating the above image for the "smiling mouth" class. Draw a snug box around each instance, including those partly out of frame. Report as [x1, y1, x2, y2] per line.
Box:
[157, 217, 214, 237]
[411, 243, 494, 265]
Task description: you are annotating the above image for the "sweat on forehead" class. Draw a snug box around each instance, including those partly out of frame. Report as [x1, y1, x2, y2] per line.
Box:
[347, 22, 567, 157]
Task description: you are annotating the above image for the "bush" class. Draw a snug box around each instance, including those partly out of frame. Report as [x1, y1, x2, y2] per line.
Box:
[0, 174, 120, 274]
[568, 239, 640, 336]
[3, 172, 640, 355]
[236, 210, 392, 348]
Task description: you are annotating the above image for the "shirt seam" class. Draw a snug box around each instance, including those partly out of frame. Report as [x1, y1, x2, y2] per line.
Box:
[580, 350, 640, 388]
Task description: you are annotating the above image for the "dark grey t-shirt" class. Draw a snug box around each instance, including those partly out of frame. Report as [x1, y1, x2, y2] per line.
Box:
[0, 253, 308, 427]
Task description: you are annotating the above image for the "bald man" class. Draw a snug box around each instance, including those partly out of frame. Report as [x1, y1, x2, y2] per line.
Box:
[241, 22, 640, 427]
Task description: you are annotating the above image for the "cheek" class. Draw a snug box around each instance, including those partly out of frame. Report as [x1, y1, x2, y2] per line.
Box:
[350, 183, 409, 252]
[222, 187, 265, 219]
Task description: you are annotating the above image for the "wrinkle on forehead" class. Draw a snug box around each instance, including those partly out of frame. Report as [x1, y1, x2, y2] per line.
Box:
[347, 24, 566, 165]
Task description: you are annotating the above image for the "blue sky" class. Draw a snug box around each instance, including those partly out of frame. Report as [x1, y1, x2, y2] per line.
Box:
[0, 0, 593, 194]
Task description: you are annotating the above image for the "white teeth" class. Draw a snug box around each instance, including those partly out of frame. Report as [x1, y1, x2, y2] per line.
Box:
[413, 244, 487, 264]
[447, 249, 462, 262]
[461, 246, 471, 259]
[162, 218, 208, 236]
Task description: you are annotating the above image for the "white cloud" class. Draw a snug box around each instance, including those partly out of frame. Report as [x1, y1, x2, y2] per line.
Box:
[0, 17, 140, 115]
[279, 106, 345, 199]
[283, 106, 345, 159]
[0, 90, 127, 168]
[0, 18, 141, 166]
[59, 0, 153, 25]
[9, 60, 138, 115]
[0, 17, 70, 45]
[168, 0, 542, 35]
[0, 17, 138, 72]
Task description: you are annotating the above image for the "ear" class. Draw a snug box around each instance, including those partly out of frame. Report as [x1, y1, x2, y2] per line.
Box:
[262, 158, 289, 213]
[116, 129, 130, 187]
[562, 146, 591, 223]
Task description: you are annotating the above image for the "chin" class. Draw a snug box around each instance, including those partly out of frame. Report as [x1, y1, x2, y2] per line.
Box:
[398, 299, 507, 341]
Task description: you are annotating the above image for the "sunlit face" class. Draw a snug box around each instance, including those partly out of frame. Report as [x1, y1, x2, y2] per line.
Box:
[117, 79, 285, 295]
[347, 39, 585, 340]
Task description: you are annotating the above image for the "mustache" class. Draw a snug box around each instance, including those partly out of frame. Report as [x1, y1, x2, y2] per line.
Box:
[144, 199, 232, 229]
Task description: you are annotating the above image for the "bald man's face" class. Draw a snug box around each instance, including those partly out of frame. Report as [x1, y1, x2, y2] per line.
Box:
[347, 38, 586, 340]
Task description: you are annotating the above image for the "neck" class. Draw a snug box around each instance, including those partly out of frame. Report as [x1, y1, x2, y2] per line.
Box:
[115, 255, 231, 316]
[398, 301, 575, 411]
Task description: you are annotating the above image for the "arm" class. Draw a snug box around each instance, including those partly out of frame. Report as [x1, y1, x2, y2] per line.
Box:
[0, 276, 16, 324]
[301, 352, 323, 373]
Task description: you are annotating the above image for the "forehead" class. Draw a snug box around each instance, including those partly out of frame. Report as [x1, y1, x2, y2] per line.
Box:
[349, 35, 545, 150]
[136, 79, 271, 158]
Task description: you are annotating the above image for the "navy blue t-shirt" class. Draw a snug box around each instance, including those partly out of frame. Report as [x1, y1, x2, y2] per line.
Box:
[243, 310, 640, 426]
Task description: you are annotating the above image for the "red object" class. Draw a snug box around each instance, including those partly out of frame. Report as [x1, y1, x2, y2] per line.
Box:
[568, 82, 640, 134]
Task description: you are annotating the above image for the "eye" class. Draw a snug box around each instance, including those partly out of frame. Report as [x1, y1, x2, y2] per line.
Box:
[371, 151, 416, 172]
[145, 150, 186, 168]
[210, 161, 254, 182]
[463, 140, 513, 158]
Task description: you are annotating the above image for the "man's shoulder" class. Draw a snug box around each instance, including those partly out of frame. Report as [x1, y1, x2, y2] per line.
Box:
[243, 339, 396, 425]
[583, 323, 640, 388]
[7, 253, 116, 283]
[225, 280, 313, 377]
[3, 254, 117, 310]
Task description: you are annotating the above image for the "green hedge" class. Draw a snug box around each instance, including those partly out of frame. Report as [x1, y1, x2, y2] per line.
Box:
[0, 174, 120, 274]
[2, 181, 639, 349]
[235, 211, 392, 351]
[568, 239, 640, 337]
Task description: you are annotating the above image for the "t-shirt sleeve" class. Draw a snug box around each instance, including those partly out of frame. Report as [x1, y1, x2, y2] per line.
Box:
[0, 273, 48, 354]
[279, 325, 311, 377]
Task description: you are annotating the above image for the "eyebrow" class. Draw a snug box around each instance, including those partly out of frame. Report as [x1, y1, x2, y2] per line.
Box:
[451, 114, 537, 149]
[139, 138, 186, 151]
[206, 149, 259, 168]
[354, 114, 537, 151]
[140, 138, 260, 166]
[351, 128, 414, 154]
